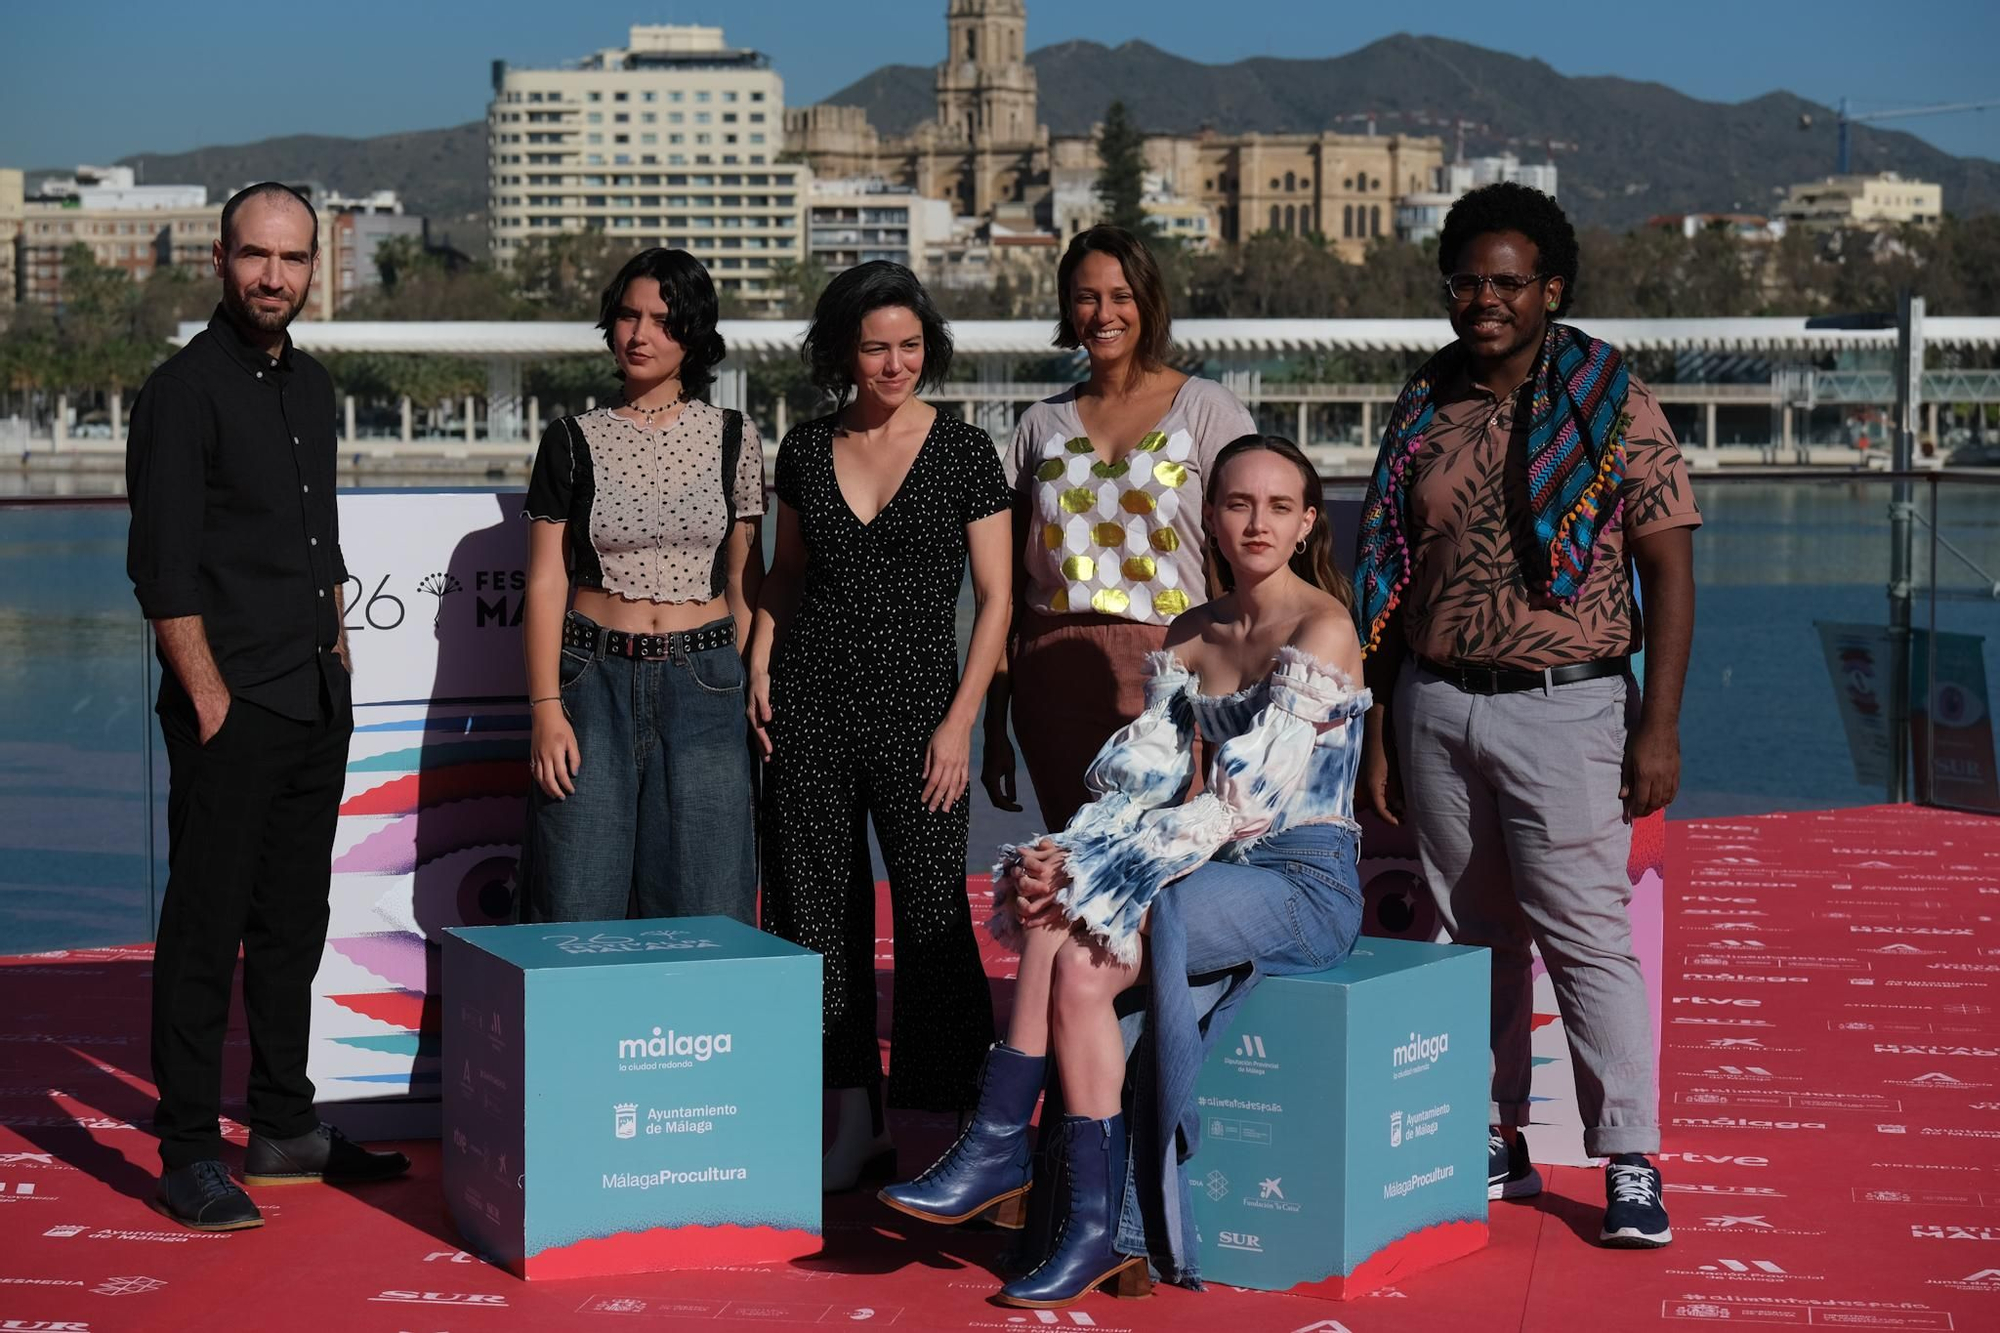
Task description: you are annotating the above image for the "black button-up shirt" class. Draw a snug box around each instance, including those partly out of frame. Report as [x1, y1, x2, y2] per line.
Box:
[126, 306, 348, 721]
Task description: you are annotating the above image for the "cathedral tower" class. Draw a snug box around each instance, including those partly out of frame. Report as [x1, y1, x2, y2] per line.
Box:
[935, 0, 1038, 160]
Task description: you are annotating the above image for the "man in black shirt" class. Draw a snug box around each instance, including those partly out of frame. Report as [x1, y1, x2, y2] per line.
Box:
[127, 182, 407, 1231]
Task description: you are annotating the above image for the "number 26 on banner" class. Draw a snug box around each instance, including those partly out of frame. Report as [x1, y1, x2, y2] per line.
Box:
[340, 574, 406, 631]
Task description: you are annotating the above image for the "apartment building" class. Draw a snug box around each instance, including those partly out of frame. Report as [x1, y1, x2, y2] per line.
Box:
[12, 169, 423, 315]
[806, 179, 953, 274]
[0, 170, 22, 312]
[317, 192, 426, 318]
[15, 169, 220, 307]
[488, 24, 807, 311]
[1779, 172, 1943, 232]
[1046, 167, 1215, 250]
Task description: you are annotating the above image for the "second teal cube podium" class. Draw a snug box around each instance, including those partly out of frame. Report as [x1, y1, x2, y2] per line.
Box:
[1190, 937, 1490, 1298]
[442, 916, 821, 1280]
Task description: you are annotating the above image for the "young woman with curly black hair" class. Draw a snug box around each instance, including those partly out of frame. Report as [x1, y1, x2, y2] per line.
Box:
[748, 261, 1015, 1190]
[520, 247, 765, 926]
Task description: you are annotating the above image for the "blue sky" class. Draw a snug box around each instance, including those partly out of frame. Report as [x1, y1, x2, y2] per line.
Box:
[2, 0, 1996, 168]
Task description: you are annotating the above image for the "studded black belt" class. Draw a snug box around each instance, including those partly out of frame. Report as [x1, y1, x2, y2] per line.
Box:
[563, 614, 736, 660]
[1418, 655, 1629, 695]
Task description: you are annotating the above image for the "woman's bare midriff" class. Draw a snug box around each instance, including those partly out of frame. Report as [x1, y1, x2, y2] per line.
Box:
[572, 586, 732, 634]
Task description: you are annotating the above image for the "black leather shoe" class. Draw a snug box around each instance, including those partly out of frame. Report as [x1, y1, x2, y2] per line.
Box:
[243, 1122, 410, 1186]
[158, 1159, 264, 1231]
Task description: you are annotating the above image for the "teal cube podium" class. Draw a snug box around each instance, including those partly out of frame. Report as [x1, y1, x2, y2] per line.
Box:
[442, 917, 821, 1280]
[1190, 937, 1489, 1299]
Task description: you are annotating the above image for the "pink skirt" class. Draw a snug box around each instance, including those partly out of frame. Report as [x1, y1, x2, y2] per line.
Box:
[1011, 608, 1172, 832]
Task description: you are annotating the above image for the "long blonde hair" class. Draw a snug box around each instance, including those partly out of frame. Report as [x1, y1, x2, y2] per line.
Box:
[1204, 434, 1352, 605]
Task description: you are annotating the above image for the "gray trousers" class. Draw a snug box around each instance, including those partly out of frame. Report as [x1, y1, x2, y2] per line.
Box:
[1394, 659, 1659, 1156]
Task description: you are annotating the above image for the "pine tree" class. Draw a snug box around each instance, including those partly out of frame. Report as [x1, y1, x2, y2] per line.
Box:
[1095, 101, 1155, 238]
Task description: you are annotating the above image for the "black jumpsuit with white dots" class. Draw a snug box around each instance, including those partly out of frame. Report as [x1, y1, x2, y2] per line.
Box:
[761, 411, 1012, 1111]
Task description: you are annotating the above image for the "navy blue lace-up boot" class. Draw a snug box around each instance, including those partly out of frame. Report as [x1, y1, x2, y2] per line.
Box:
[995, 1113, 1152, 1309]
[880, 1043, 1045, 1227]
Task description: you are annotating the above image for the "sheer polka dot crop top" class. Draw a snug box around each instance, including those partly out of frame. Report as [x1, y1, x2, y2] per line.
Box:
[524, 402, 766, 603]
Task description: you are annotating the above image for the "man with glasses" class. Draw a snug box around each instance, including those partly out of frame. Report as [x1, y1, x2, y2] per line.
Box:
[1353, 181, 1698, 1248]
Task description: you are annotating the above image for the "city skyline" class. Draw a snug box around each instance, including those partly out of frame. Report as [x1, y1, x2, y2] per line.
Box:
[2, 0, 1996, 170]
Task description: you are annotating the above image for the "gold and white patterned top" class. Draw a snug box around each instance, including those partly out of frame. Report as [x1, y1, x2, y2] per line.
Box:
[1005, 378, 1257, 624]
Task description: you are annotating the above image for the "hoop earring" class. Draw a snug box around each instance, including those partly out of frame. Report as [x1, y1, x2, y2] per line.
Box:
[1294, 539, 1307, 555]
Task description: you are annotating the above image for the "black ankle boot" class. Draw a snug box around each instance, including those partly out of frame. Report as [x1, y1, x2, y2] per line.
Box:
[880, 1043, 1045, 1227]
[995, 1113, 1152, 1308]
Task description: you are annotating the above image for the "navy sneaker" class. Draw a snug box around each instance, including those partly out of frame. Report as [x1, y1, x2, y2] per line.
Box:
[1487, 1128, 1543, 1201]
[1600, 1154, 1671, 1248]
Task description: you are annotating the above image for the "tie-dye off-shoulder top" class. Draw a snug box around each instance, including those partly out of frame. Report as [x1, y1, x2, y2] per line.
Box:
[990, 646, 1372, 965]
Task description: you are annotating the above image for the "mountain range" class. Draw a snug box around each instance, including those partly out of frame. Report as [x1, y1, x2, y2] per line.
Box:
[30, 123, 491, 255]
[30, 34, 1997, 240]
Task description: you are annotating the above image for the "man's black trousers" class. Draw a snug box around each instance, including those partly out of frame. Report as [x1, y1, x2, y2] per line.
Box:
[151, 681, 352, 1170]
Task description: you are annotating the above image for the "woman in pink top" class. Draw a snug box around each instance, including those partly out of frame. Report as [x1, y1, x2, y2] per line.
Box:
[983, 226, 1256, 831]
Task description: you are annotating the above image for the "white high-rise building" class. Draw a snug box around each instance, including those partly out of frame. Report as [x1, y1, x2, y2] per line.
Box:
[1442, 154, 1558, 199]
[1397, 154, 1561, 244]
[487, 25, 808, 311]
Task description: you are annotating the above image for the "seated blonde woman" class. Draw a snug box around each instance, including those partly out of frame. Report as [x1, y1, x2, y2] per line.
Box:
[879, 435, 1370, 1310]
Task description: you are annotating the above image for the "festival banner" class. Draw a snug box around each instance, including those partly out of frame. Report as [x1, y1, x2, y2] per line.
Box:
[316, 492, 532, 1138]
[1815, 621, 1896, 786]
[1817, 621, 1999, 809]
[1912, 627, 2000, 811]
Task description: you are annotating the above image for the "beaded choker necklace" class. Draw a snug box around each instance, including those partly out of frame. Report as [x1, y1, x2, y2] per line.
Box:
[622, 388, 687, 426]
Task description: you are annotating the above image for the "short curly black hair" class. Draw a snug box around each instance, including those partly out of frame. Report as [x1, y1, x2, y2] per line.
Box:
[596, 248, 727, 400]
[1437, 181, 1579, 317]
[800, 261, 953, 401]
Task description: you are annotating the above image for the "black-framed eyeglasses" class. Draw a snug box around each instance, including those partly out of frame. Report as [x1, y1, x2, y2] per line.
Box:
[1442, 272, 1547, 302]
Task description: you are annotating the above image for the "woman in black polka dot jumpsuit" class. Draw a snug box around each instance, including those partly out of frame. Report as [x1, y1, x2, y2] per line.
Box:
[748, 263, 1014, 1190]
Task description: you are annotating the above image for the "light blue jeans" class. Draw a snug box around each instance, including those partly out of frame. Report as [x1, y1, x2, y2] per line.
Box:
[1050, 821, 1363, 1286]
[521, 611, 757, 925]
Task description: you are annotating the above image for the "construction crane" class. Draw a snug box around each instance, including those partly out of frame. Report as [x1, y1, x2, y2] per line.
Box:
[1801, 96, 2000, 173]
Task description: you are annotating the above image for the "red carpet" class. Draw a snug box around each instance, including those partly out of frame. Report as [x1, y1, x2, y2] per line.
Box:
[3, 806, 1997, 1331]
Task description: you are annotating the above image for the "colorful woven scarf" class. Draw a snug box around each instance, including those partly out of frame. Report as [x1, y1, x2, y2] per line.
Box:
[1352, 322, 1632, 656]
